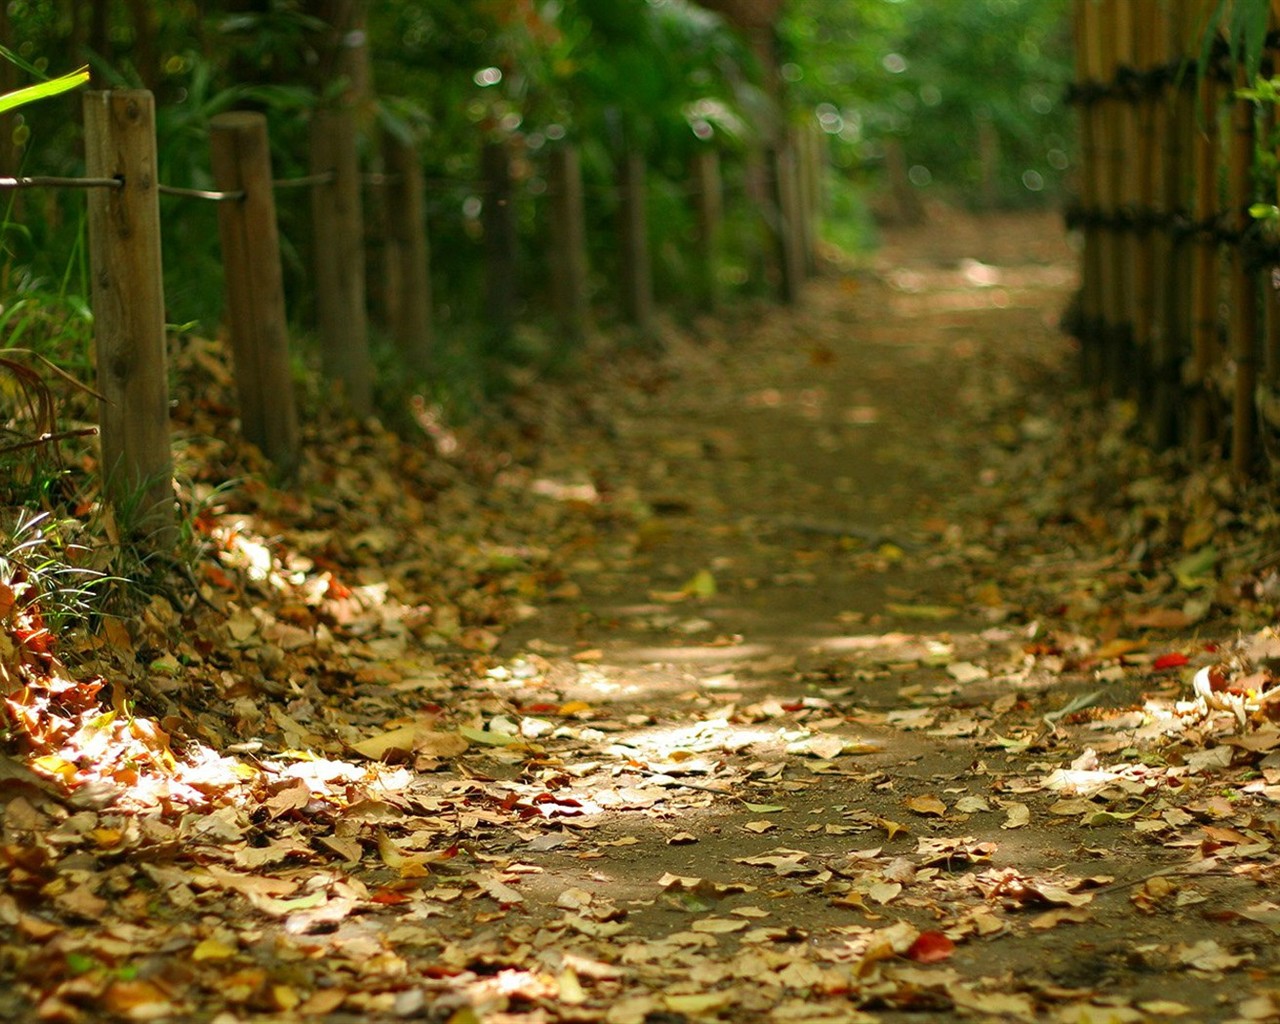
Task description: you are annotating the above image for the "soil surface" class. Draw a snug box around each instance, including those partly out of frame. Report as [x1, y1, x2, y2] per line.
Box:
[8, 207, 1280, 1024]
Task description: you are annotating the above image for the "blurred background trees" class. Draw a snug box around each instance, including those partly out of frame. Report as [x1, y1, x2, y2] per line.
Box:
[0, 0, 1074, 400]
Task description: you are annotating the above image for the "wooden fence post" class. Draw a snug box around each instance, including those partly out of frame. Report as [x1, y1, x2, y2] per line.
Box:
[482, 140, 519, 342]
[209, 111, 299, 475]
[772, 138, 804, 304]
[83, 90, 174, 540]
[618, 150, 654, 333]
[800, 124, 825, 273]
[692, 147, 723, 310]
[310, 105, 373, 417]
[548, 143, 590, 341]
[383, 132, 433, 375]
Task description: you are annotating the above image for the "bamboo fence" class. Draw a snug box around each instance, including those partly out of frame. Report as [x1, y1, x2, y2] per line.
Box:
[1069, 0, 1280, 479]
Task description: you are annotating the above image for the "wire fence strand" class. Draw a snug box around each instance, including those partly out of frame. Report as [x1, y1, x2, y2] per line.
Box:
[0, 175, 122, 191]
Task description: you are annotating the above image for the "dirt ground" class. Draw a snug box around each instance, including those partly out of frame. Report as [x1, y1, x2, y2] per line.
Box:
[8, 206, 1280, 1023]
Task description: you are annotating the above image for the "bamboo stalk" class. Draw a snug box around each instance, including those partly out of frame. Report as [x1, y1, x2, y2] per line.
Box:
[1073, 0, 1104, 385]
[1228, 66, 1258, 479]
[1131, 0, 1159, 422]
[1266, 99, 1280, 389]
[1110, 0, 1137, 395]
[1147, 0, 1180, 447]
[1188, 20, 1221, 454]
[1090, 1, 1124, 396]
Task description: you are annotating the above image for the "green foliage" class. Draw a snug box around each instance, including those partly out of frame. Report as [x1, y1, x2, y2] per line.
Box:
[0, 62, 88, 115]
[780, 0, 1074, 209]
[1201, 0, 1271, 85]
[0, 510, 112, 640]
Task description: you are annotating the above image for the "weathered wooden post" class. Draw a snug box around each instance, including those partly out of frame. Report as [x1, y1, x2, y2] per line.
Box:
[83, 89, 174, 540]
[692, 147, 723, 310]
[383, 132, 433, 375]
[482, 140, 519, 342]
[618, 150, 654, 333]
[796, 124, 823, 275]
[771, 138, 804, 304]
[547, 143, 590, 341]
[209, 111, 300, 475]
[310, 105, 373, 416]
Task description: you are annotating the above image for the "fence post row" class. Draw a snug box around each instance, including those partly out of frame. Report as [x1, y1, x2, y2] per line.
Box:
[209, 111, 300, 476]
[83, 89, 175, 541]
[62, 89, 832, 540]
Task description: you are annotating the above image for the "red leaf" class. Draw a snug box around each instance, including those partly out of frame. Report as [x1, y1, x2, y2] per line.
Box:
[1154, 652, 1190, 670]
[906, 931, 955, 964]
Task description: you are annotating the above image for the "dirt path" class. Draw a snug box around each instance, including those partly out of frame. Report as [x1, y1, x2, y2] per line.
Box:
[481, 209, 1274, 1023]
[9, 208, 1279, 1024]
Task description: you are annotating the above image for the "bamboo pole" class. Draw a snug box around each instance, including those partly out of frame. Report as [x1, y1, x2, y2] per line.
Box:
[1073, 0, 1104, 385]
[1109, 0, 1137, 394]
[1228, 66, 1258, 479]
[1132, 0, 1160, 421]
[209, 111, 299, 475]
[1156, 0, 1193, 448]
[83, 90, 174, 541]
[1268, 102, 1280, 388]
[1089, 2, 1124, 396]
[1188, 26, 1221, 453]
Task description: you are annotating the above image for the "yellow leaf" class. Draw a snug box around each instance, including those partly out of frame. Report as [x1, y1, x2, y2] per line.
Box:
[558, 967, 586, 1005]
[878, 817, 909, 840]
[682, 569, 717, 599]
[691, 917, 748, 933]
[906, 794, 947, 817]
[272, 985, 300, 1012]
[885, 602, 957, 620]
[192, 938, 237, 961]
[665, 992, 732, 1014]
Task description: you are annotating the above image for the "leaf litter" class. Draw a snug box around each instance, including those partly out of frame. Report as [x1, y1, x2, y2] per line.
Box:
[4, 209, 1280, 1021]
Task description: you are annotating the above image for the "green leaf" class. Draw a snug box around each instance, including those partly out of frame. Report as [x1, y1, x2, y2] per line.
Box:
[0, 66, 89, 116]
[742, 802, 786, 813]
[459, 726, 517, 747]
[1173, 546, 1218, 589]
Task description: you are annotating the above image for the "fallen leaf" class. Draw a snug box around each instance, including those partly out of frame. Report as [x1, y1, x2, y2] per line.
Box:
[906, 930, 955, 963]
[906, 794, 947, 817]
